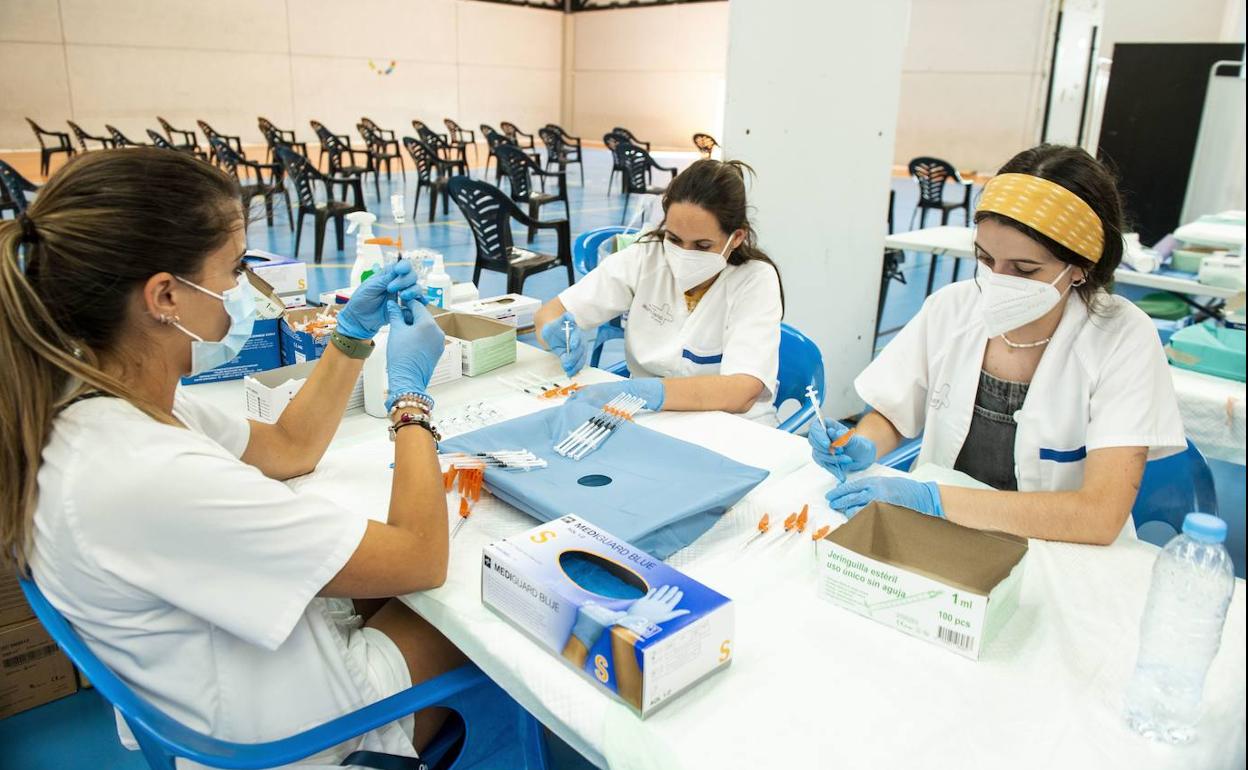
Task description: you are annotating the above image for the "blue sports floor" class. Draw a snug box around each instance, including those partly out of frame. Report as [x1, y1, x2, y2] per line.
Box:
[0, 149, 984, 769]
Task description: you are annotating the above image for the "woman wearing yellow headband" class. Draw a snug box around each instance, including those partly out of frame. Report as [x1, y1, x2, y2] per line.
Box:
[814, 145, 1185, 545]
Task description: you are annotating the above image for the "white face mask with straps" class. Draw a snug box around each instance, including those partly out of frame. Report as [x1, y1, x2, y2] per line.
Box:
[662, 235, 736, 292]
[977, 262, 1077, 338]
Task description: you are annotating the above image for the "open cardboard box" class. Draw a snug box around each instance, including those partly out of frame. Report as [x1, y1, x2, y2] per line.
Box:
[815, 502, 1028, 660]
[431, 310, 517, 376]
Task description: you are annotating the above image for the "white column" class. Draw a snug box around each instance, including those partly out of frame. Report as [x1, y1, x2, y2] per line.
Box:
[723, 0, 911, 418]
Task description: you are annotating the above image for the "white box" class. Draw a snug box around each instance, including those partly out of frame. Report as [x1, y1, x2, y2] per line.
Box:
[482, 516, 734, 717]
[815, 502, 1028, 661]
[245, 250, 308, 308]
[244, 361, 363, 423]
[450, 293, 542, 330]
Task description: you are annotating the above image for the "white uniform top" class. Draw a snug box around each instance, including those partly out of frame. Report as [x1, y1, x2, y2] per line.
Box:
[560, 238, 783, 423]
[31, 390, 414, 768]
[856, 280, 1186, 493]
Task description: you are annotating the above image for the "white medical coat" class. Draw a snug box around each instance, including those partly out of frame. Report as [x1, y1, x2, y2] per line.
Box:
[856, 280, 1186, 492]
[31, 391, 414, 768]
[560, 238, 783, 423]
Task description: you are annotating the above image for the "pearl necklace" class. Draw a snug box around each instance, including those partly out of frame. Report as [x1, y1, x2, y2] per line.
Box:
[1000, 333, 1051, 349]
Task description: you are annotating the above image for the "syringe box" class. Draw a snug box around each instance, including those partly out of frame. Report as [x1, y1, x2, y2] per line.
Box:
[815, 502, 1027, 660]
[481, 516, 734, 717]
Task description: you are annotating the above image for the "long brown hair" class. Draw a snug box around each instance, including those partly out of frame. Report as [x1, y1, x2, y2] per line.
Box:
[645, 159, 785, 310]
[1, 148, 240, 572]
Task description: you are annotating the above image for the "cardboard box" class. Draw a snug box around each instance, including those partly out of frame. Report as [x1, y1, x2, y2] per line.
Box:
[0, 572, 34, 628]
[482, 516, 734, 717]
[0, 619, 77, 719]
[815, 502, 1028, 660]
[432, 311, 517, 376]
[450, 294, 541, 331]
[280, 306, 342, 366]
[178, 318, 282, 386]
[245, 250, 308, 308]
[244, 361, 365, 423]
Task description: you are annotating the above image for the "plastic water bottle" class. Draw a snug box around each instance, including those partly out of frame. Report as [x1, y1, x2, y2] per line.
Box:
[1124, 513, 1235, 743]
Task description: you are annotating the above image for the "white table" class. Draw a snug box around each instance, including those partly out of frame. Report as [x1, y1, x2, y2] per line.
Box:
[884, 225, 1246, 301]
[1170, 366, 1247, 465]
[193, 342, 1247, 770]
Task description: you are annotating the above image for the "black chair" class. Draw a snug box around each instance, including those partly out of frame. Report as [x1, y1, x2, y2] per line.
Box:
[908, 156, 973, 289]
[619, 144, 676, 225]
[876, 189, 907, 339]
[0, 159, 40, 218]
[25, 119, 75, 176]
[211, 136, 292, 230]
[106, 125, 150, 148]
[444, 118, 478, 166]
[402, 136, 456, 223]
[313, 123, 378, 199]
[156, 117, 205, 158]
[67, 121, 114, 152]
[692, 132, 719, 159]
[495, 143, 570, 244]
[611, 127, 650, 152]
[448, 176, 574, 295]
[309, 119, 354, 171]
[258, 117, 308, 163]
[537, 125, 584, 186]
[500, 122, 537, 155]
[357, 122, 405, 183]
[413, 121, 468, 177]
[276, 145, 366, 263]
[480, 124, 508, 183]
[146, 129, 204, 158]
[603, 131, 630, 195]
[197, 120, 244, 166]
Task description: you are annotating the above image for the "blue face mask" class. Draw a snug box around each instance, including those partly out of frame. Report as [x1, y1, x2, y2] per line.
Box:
[173, 273, 256, 375]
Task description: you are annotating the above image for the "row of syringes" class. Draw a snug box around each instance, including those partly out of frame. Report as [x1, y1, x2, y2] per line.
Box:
[554, 394, 645, 461]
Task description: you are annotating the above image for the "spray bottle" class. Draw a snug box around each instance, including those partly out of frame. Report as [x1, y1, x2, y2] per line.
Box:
[424, 253, 452, 309]
[345, 211, 382, 288]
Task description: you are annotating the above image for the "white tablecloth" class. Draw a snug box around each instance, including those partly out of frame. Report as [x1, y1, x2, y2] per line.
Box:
[1170, 367, 1247, 465]
[254, 345, 1247, 770]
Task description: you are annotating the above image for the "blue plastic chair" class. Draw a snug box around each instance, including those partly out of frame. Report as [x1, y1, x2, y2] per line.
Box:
[878, 436, 922, 470]
[572, 226, 637, 367]
[1132, 439, 1220, 549]
[600, 323, 824, 434]
[18, 578, 550, 770]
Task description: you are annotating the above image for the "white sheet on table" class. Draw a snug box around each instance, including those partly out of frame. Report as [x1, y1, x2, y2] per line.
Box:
[1170, 366, 1246, 465]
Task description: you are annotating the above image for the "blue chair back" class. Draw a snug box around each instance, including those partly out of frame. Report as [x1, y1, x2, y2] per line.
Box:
[878, 436, 922, 470]
[1132, 439, 1220, 548]
[572, 225, 636, 277]
[17, 578, 548, 770]
[773, 323, 825, 433]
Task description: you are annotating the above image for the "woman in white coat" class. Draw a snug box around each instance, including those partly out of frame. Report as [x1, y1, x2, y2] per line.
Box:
[812, 145, 1185, 545]
[533, 159, 785, 424]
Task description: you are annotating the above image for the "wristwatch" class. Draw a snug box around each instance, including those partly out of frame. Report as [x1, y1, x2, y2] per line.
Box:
[330, 329, 374, 360]
[389, 410, 441, 444]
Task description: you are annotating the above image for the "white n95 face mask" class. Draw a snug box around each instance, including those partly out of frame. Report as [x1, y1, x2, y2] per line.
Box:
[978, 263, 1073, 338]
[662, 236, 734, 292]
[173, 273, 257, 375]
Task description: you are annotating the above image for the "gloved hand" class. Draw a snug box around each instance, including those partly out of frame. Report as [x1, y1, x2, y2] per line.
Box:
[824, 477, 945, 520]
[568, 379, 665, 411]
[540, 312, 588, 377]
[617, 585, 690, 635]
[570, 602, 627, 650]
[384, 298, 446, 409]
[808, 420, 877, 482]
[336, 260, 422, 341]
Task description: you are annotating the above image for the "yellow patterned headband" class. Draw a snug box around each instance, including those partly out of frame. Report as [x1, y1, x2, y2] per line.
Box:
[977, 173, 1104, 263]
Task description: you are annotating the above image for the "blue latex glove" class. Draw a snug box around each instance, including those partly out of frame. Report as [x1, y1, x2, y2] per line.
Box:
[336, 260, 422, 341]
[825, 476, 945, 520]
[808, 419, 877, 482]
[568, 378, 665, 411]
[617, 585, 690, 636]
[570, 602, 626, 650]
[384, 297, 446, 409]
[540, 312, 588, 377]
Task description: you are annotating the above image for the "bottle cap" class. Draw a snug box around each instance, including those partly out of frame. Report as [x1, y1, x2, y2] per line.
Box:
[1182, 513, 1227, 544]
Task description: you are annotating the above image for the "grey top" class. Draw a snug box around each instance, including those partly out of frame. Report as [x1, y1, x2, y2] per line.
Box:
[954, 370, 1031, 491]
